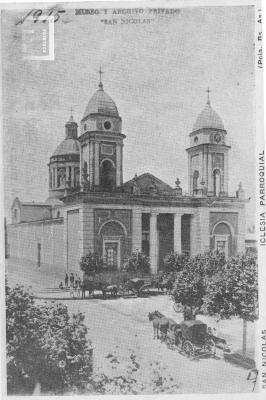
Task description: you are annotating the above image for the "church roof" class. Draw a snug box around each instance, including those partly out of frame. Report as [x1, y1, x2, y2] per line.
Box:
[193, 92, 224, 131]
[123, 173, 174, 196]
[83, 84, 119, 120]
[52, 138, 80, 157]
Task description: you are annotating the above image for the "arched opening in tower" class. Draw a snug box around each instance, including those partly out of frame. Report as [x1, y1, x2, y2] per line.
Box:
[193, 170, 199, 195]
[100, 160, 116, 191]
[213, 169, 221, 196]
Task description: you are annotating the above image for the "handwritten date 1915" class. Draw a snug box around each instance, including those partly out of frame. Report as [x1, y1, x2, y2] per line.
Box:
[15, 8, 66, 25]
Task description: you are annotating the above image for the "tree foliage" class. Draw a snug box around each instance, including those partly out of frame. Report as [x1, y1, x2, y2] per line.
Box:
[6, 284, 93, 394]
[163, 252, 189, 273]
[123, 251, 150, 274]
[203, 254, 258, 321]
[171, 251, 226, 311]
[80, 252, 103, 276]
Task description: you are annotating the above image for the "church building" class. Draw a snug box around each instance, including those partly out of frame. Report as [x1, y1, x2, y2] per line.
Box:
[7, 75, 247, 275]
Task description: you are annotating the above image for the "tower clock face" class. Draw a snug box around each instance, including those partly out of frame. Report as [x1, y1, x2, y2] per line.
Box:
[104, 121, 112, 130]
[214, 133, 222, 143]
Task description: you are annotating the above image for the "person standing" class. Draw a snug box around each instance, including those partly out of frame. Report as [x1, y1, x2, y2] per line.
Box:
[65, 273, 69, 287]
[70, 273, 74, 286]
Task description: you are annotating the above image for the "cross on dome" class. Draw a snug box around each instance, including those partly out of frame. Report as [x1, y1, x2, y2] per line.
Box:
[206, 87, 211, 105]
[68, 106, 74, 122]
[98, 66, 104, 89]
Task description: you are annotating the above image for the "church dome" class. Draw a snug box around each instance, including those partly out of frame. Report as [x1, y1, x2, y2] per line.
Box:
[83, 83, 119, 119]
[52, 138, 80, 157]
[193, 94, 224, 131]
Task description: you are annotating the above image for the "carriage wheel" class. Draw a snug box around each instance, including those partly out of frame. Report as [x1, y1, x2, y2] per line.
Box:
[183, 341, 195, 358]
[204, 338, 216, 356]
[173, 303, 183, 313]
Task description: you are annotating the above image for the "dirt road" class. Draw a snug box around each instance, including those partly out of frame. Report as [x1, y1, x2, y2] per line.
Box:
[64, 296, 254, 394]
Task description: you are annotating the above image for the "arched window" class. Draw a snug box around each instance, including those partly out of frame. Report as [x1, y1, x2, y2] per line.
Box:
[193, 170, 199, 194]
[100, 160, 116, 191]
[213, 169, 221, 196]
[57, 211, 60, 218]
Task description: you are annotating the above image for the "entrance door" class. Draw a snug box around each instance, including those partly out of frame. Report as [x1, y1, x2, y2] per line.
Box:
[104, 241, 120, 269]
[214, 235, 228, 259]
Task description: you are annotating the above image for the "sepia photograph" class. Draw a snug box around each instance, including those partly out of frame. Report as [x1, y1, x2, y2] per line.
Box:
[1, 0, 264, 397]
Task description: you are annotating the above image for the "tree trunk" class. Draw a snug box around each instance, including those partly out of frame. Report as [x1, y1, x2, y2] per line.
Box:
[242, 319, 247, 355]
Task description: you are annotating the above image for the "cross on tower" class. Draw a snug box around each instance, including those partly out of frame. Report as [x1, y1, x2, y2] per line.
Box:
[70, 106, 74, 116]
[98, 66, 104, 88]
[206, 87, 211, 105]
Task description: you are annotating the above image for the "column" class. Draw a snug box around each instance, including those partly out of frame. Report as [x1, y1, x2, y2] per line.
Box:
[95, 141, 100, 185]
[66, 164, 69, 187]
[149, 212, 158, 274]
[116, 143, 121, 187]
[80, 146, 84, 188]
[132, 209, 142, 252]
[199, 208, 210, 253]
[55, 167, 58, 188]
[71, 166, 75, 187]
[224, 151, 229, 194]
[188, 155, 192, 194]
[89, 142, 93, 187]
[207, 152, 213, 194]
[173, 213, 182, 254]
[63, 209, 68, 272]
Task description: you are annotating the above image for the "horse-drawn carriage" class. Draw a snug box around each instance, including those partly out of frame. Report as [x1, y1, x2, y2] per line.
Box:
[121, 278, 151, 297]
[149, 311, 230, 359]
[173, 320, 217, 358]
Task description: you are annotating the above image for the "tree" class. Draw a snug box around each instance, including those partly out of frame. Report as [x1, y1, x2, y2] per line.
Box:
[80, 252, 103, 276]
[6, 283, 93, 394]
[203, 254, 258, 355]
[163, 252, 189, 273]
[171, 252, 227, 317]
[123, 251, 150, 274]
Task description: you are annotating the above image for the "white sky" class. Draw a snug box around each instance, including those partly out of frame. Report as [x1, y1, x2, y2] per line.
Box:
[2, 5, 256, 226]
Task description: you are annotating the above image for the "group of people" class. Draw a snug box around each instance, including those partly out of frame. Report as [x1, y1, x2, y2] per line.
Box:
[58, 273, 82, 298]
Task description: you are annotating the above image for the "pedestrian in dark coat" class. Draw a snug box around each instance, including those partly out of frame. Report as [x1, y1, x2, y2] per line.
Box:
[65, 273, 69, 287]
[70, 273, 75, 286]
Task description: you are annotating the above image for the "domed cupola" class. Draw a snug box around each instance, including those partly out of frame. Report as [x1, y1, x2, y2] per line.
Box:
[79, 69, 126, 192]
[82, 83, 119, 119]
[47, 114, 80, 201]
[193, 101, 224, 131]
[80, 68, 122, 136]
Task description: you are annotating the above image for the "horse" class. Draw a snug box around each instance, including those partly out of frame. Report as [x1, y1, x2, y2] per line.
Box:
[81, 281, 118, 299]
[148, 310, 171, 340]
[101, 284, 118, 299]
[81, 281, 105, 298]
[151, 276, 174, 294]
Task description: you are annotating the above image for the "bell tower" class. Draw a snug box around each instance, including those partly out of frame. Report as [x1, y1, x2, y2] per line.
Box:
[186, 89, 231, 197]
[79, 69, 125, 192]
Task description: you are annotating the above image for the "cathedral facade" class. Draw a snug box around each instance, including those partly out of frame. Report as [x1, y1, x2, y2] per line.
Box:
[7, 78, 246, 275]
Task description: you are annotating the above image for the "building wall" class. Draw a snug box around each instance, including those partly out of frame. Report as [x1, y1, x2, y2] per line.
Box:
[7, 219, 64, 274]
[66, 209, 81, 273]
